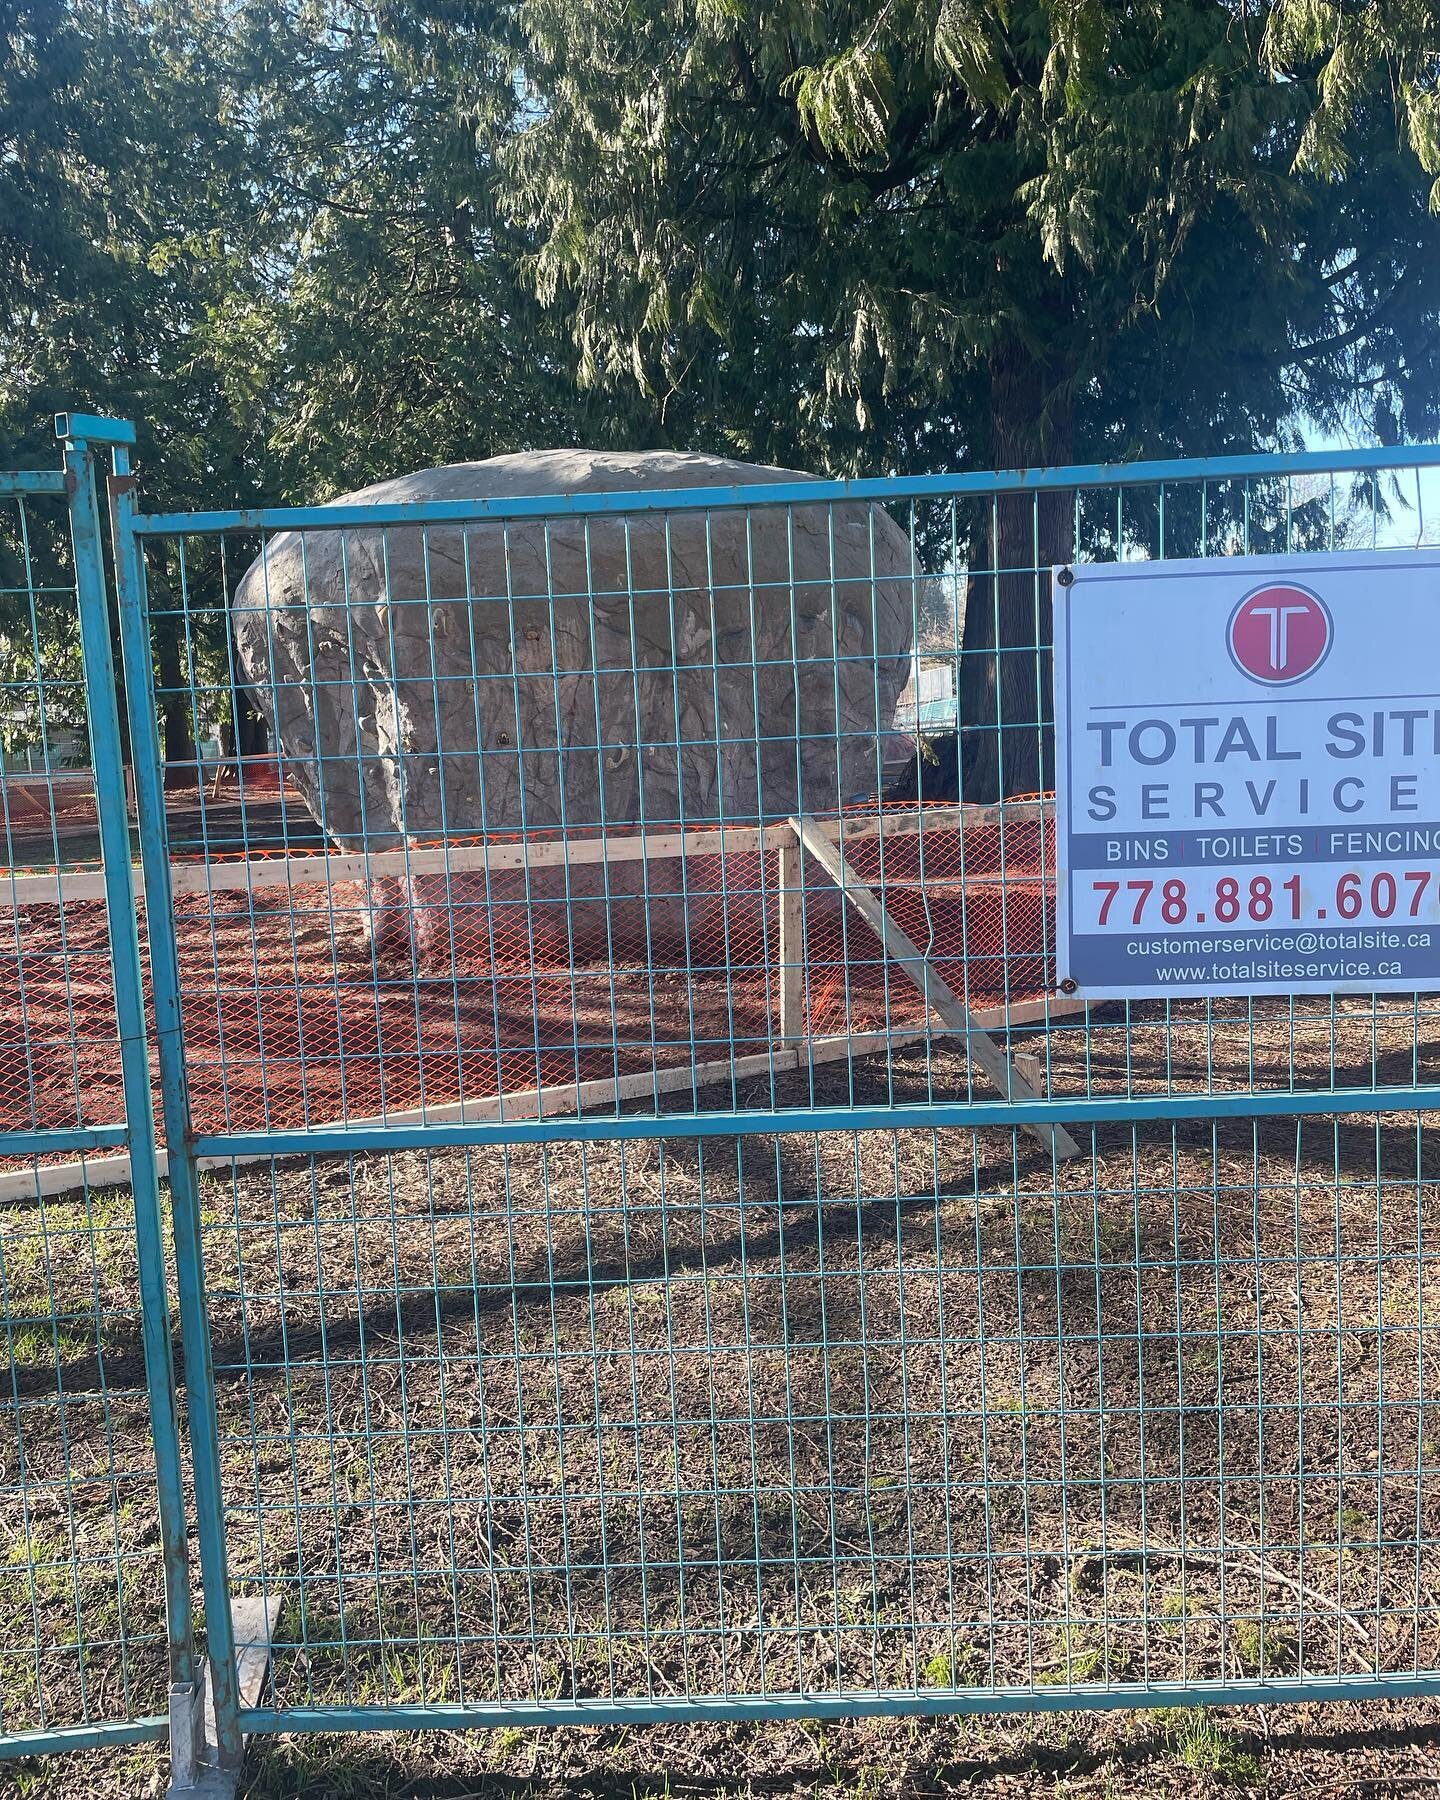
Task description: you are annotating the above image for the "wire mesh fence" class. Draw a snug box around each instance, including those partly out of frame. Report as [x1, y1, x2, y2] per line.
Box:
[0, 475, 176, 1755]
[9, 431, 1440, 1770]
[113, 446, 1440, 1743]
[199, 1109, 1440, 1722]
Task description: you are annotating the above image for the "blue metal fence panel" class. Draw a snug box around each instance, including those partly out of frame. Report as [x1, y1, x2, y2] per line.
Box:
[89, 436, 1440, 1744]
[0, 433, 191, 1759]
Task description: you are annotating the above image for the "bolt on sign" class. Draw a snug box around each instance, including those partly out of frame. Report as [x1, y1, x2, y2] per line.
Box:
[1054, 548, 1440, 998]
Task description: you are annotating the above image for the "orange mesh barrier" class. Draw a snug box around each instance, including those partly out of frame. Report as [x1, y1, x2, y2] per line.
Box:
[0, 806, 1058, 1139]
[0, 773, 101, 836]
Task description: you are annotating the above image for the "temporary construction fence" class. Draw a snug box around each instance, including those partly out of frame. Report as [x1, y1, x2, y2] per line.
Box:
[6, 416, 1440, 1789]
[0, 426, 193, 1760]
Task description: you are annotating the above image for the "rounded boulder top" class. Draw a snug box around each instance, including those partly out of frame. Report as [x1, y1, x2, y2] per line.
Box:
[305, 447, 816, 505]
[232, 448, 918, 862]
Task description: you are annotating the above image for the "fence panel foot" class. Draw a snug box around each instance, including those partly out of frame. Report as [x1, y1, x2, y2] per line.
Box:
[168, 1596, 281, 1795]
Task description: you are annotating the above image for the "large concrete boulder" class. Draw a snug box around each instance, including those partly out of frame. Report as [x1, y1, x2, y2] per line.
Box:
[233, 450, 916, 955]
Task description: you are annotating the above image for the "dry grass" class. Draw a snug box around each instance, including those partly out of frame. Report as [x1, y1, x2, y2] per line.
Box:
[7, 996, 1440, 1794]
[196, 1003, 1440, 1713]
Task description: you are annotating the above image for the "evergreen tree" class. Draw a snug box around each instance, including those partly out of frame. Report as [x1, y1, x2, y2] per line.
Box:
[4, 0, 1438, 796]
[496, 0, 1440, 793]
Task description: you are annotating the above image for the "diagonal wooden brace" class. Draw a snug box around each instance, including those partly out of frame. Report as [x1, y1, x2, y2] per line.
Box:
[790, 815, 1080, 1160]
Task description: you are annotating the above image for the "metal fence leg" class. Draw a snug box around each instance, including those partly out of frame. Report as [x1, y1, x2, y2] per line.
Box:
[166, 1599, 281, 1794]
[167, 1684, 204, 1790]
[60, 420, 200, 1714]
[99, 437, 245, 1781]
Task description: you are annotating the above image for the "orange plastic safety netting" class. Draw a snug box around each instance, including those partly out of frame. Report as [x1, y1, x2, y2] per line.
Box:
[0, 804, 1058, 1140]
[0, 773, 102, 848]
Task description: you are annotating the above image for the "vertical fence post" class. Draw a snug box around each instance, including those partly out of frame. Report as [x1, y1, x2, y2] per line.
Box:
[101, 439, 244, 1771]
[57, 419, 198, 1700]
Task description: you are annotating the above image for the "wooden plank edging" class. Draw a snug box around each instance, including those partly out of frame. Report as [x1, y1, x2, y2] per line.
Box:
[0, 997, 1087, 1201]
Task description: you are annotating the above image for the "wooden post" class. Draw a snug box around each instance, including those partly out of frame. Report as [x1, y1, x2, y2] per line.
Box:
[790, 813, 1080, 1160]
[778, 826, 806, 1052]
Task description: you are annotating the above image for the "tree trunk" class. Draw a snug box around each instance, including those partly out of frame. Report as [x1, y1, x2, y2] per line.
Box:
[156, 626, 196, 790]
[958, 338, 1074, 802]
[234, 692, 267, 758]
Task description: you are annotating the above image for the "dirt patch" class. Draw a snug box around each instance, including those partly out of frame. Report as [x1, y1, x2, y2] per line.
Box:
[188, 1024, 1440, 1719]
[7, 1005, 1440, 1787]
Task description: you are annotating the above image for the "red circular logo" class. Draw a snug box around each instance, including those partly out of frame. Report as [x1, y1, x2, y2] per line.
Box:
[1227, 583, 1332, 685]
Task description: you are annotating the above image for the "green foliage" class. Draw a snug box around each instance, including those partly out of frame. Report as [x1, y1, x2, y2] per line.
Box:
[0, 514, 87, 753]
[488, 0, 1440, 795]
[921, 1647, 953, 1686]
[6, 0, 1438, 487]
[1, 0, 1437, 790]
[4, 0, 1437, 485]
[0, 0, 617, 762]
[786, 47, 896, 162]
[1231, 1615, 1294, 1674]
[501, 0, 1440, 475]
[1266, 0, 1440, 205]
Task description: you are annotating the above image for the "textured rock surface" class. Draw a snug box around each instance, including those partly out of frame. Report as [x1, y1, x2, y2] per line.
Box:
[233, 451, 917, 955]
[234, 451, 915, 839]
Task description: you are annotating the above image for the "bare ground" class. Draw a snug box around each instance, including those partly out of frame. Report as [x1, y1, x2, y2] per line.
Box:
[7, 998, 1440, 1794]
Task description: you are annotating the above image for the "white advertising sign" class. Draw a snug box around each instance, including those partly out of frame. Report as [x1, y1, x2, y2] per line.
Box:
[1054, 548, 1440, 998]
